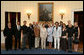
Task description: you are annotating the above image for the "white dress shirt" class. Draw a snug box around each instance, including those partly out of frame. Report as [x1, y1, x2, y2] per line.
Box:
[17, 25, 20, 31]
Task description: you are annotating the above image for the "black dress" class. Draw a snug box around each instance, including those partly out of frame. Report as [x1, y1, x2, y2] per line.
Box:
[73, 27, 79, 44]
[61, 29, 67, 51]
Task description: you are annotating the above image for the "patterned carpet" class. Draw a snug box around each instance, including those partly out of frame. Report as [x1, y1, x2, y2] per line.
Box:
[1, 42, 83, 54]
[1, 48, 83, 54]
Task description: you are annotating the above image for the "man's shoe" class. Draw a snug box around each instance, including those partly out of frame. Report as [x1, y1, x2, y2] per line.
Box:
[14, 49, 17, 50]
[29, 48, 31, 49]
[68, 50, 72, 53]
[18, 47, 21, 49]
[35, 48, 38, 49]
[6, 49, 9, 51]
[57, 49, 60, 51]
[21, 48, 24, 51]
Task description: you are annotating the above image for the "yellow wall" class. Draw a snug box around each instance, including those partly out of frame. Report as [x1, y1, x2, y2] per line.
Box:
[1, 1, 83, 30]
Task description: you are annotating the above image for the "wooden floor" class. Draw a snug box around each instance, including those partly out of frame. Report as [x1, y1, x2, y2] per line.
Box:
[1, 40, 83, 53]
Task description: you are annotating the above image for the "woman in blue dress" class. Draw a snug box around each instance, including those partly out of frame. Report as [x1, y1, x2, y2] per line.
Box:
[47, 24, 53, 49]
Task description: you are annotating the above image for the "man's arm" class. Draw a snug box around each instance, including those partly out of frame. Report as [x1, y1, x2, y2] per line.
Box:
[21, 30, 23, 38]
[78, 27, 80, 39]
[66, 33, 68, 40]
[3, 28, 7, 38]
[52, 28, 55, 37]
[34, 27, 36, 34]
[59, 27, 62, 37]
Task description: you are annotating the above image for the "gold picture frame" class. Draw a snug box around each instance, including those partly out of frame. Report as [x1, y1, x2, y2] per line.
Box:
[38, 2, 54, 24]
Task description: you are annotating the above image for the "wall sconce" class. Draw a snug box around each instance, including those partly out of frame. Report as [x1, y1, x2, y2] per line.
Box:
[26, 10, 32, 19]
[59, 10, 65, 20]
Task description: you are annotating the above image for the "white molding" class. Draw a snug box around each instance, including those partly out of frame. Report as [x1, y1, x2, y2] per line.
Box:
[1, 31, 5, 43]
[72, 8, 83, 25]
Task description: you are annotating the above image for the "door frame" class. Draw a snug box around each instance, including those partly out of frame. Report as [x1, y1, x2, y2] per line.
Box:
[72, 8, 83, 25]
[5, 12, 21, 27]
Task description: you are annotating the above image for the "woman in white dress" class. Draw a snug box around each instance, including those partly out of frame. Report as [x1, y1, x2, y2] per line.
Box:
[40, 23, 47, 49]
[47, 24, 53, 49]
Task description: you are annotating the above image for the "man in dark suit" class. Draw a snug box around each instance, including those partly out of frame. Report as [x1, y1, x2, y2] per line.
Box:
[66, 20, 74, 52]
[28, 23, 35, 49]
[3, 22, 14, 51]
[14, 22, 21, 50]
[32, 22, 36, 48]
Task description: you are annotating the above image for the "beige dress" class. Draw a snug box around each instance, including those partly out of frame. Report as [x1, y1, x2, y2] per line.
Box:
[40, 27, 47, 49]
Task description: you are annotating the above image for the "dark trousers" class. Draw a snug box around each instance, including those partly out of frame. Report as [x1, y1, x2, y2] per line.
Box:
[52, 37, 54, 47]
[14, 35, 21, 49]
[68, 37, 73, 52]
[61, 38, 67, 51]
[60, 38, 62, 49]
[5, 37, 13, 50]
[28, 38, 32, 49]
[32, 36, 35, 47]
[28, 36, 34, 49]
[22, 34, 28, 49]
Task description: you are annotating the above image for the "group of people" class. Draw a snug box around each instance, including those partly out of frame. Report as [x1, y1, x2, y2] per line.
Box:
[3, 20, 80, 52]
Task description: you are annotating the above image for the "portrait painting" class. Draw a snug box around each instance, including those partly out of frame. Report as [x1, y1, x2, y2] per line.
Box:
[38, 3, 54, 22]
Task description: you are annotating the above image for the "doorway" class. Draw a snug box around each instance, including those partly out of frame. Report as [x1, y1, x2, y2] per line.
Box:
[5, 12, 21, 49]
[5, 12, 21, 27]
[74, 11, 83, 42]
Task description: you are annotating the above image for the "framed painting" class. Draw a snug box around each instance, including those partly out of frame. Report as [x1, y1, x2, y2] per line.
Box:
[38, 3, 54, 23]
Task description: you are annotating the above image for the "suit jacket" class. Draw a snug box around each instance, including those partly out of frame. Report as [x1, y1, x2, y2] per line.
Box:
[27, 26, 34, 38]
[34, 25, 40, 37]
[3, 26, 14, 38]
[28, 25, 35, 36]
[14, 25, 21, 37]
[53, 27, 62, 38]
